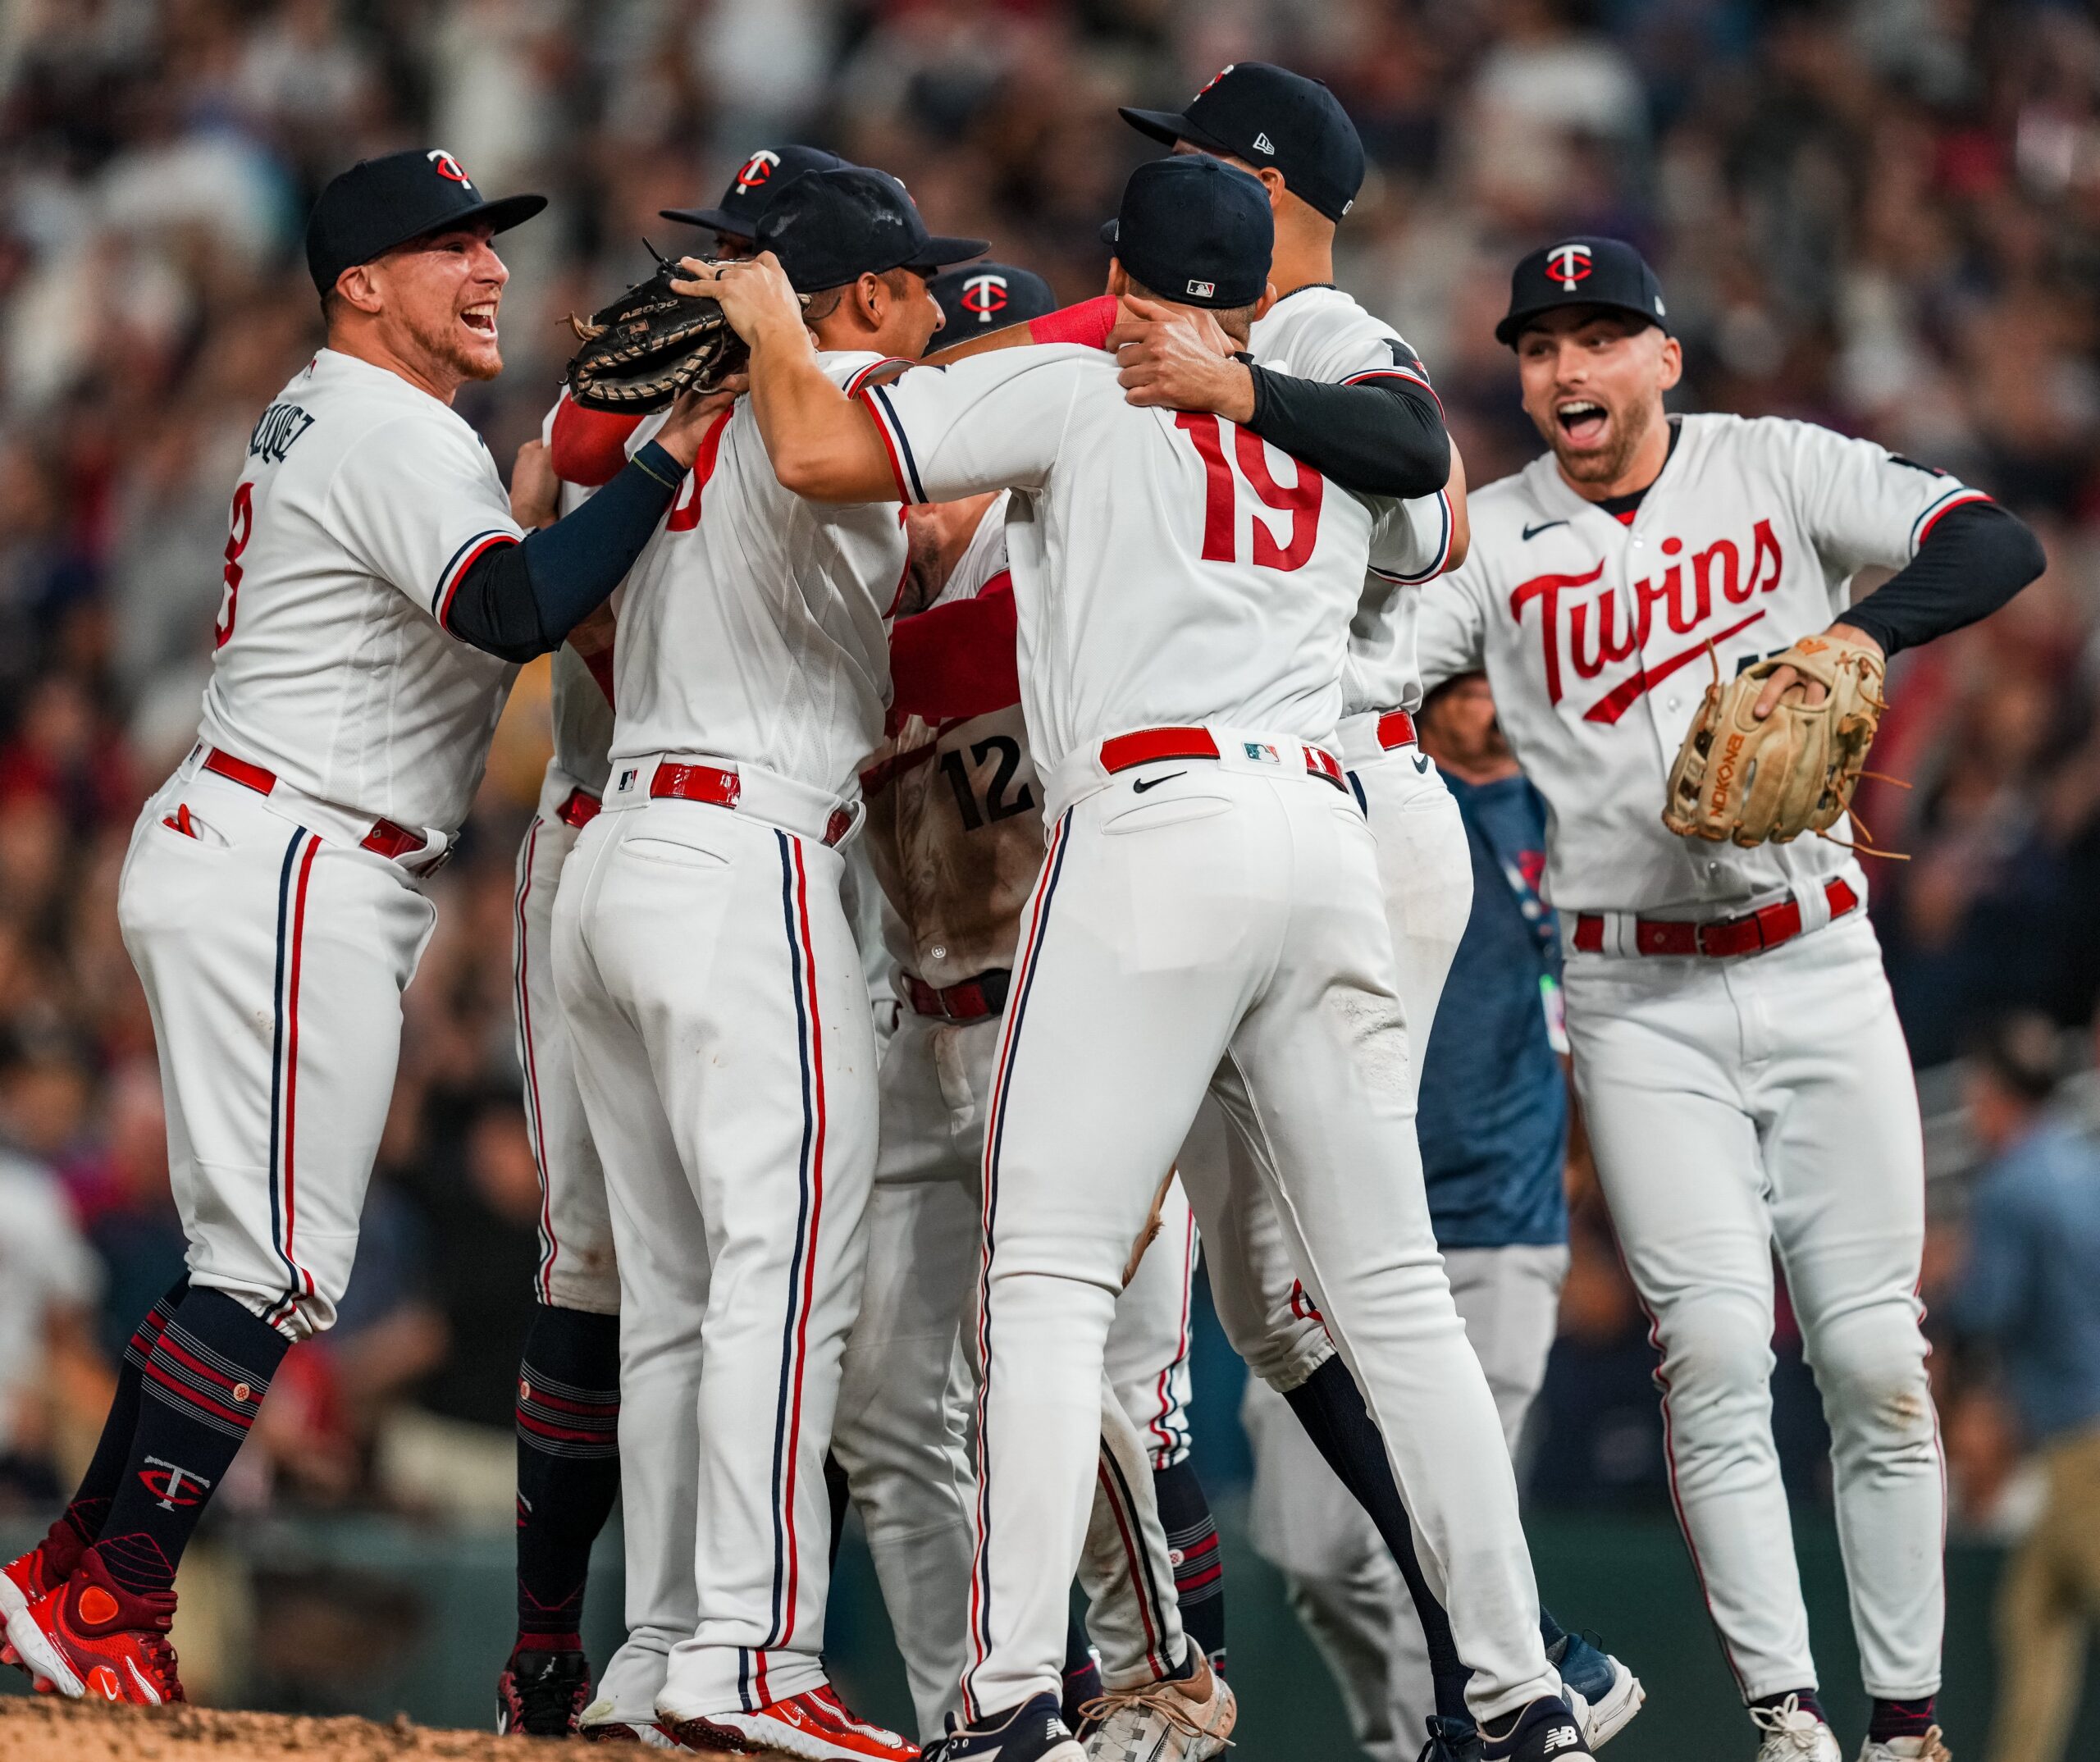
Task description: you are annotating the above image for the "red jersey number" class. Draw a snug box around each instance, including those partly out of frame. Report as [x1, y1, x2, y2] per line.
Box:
[214, 482, 255, 648]
[1175, 413, 1323, 572]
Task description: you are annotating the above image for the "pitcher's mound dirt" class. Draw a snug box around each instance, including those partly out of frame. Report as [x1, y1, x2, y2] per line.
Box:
[0, 1698, 581, 1761]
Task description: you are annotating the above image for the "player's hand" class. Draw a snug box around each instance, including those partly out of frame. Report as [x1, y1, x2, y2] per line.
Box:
[1109, 296, 1254, 422]
[509, 439, 559, 529]
[652, 374, 748, 468]
[1752, 620, 1884, 719]
[674, 252, 806, 348]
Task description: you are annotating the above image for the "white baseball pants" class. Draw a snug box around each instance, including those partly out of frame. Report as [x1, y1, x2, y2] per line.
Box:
[1179, 735, 1473, 1394]
[961, 737, 1554, 1728]
[833, 1004, 1200, 1736]
[1563, 906, 1943, 1703]
[553, 777, 879, 1721]
[120, 758, 436, 1341]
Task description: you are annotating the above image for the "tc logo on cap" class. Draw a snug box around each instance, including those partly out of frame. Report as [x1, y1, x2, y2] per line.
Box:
[1546, 242, 1592, 290]
[961, 272, 1010, 322]
[736, 148, 781, 191]
[1187, 278, 1216, 298]
[427, 148, 473, 188]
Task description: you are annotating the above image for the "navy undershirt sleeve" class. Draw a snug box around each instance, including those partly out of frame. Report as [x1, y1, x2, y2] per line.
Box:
[1843, 502, 2046, 660]
[1242, 365, 1450, 500]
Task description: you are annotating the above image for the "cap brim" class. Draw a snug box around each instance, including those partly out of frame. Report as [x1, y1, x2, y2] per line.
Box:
[1495, 298, 1662, 347]
[1117, 106, 1237, 158]
[459, 192, 548, 236]
[659, 207, 752, 238]
[905, 235, 991, 272]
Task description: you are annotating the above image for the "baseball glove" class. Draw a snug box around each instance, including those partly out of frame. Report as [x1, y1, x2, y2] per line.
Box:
[1661, 635, 1888, 849]
[564, 250, 748, 413]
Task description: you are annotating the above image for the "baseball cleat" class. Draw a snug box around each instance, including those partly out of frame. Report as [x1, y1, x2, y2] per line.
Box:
[1, 1518, 84, 1628]
[1417, 1714, 1486, 1761]
[659, 1685, 920, 1760]
[1751, 1696, 1842, 1762]
[3, 1545, 182, 1704]
[1077, 1650, 1235, 1762]
[497, 1643, 593, 1736]
[1546, 1632, 1645, 1748]
[922, 1692, 1084, 1762]
[1479, 1696, 1591, 1760]
[581, 1696, 680, 1746]
[1856, 1732, 1950, 1762]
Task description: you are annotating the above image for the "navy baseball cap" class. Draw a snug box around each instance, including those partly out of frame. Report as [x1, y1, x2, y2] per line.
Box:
[660, 144, 847, 240]
[305, 148, 546, 296]
[1496, 236, 1670, 346]
[928, 262, 1058, 339]
[1103, 156, 1273, 310]
[756, 167, 987, 293]
[1121, 62, 1365, 223]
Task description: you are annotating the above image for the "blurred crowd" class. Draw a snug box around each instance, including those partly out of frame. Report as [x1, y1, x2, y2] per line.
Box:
[2, 0, 2100, 1573]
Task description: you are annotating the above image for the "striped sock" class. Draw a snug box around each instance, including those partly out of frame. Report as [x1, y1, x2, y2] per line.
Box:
[60, 1280, 188, 1550]
[1152, 1459, 1225, 1673]
[94, 1290, 286, 1596]
[1869, 1696, 1936, 1741]
[514, 1305, 621, 1648]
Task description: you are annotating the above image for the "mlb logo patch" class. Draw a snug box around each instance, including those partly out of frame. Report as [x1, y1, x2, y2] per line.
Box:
[1187, 279, 1216, 298]
[1244, 742, 1280, 765]
[618, 768, 640, 792]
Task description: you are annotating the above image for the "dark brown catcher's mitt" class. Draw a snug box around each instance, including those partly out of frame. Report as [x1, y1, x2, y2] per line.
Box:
[564, 249, 748, 413]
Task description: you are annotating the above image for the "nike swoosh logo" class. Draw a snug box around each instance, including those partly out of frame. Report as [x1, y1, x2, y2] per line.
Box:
[1131, 772, 1184, 793]
[1411, 753, 1431, 774]
[1522, 519, 1568, 541]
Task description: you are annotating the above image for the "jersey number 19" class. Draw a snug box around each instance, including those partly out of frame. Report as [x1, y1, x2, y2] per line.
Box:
[1175, 412, 1323, 572]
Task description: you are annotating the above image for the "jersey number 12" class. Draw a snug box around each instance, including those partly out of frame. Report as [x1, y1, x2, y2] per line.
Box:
[1175, 413, 1323, 571]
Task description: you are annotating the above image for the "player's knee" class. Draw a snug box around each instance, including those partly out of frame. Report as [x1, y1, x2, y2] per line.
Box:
[1807, 1304, 1935, 1448]
[1655, 1297, 1776, 1400]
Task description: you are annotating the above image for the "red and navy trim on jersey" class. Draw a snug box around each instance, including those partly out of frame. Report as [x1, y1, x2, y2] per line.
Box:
[513, 818, 559, 1303]
[262, 829, 323, 1332]
[1095, 1440, 1175, 1680]
[859, 381, 928, 504]
[1340, 362, 1445, 418]
[1368, 487, 1454, 586]
[844, 356, 914, 398]
[1145, 1207, 1198, 1467]
[963, 808, 1072, 1720]
[431, 527, 520, 629]
[1912, 486, 1993, 551]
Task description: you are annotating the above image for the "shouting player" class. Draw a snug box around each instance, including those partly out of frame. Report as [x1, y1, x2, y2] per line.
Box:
[1419, 237, 2045, 1762]
[1, 148, 720, 1705]
[689, 152, 1590, 1762]
[550, 164, 983, 1759]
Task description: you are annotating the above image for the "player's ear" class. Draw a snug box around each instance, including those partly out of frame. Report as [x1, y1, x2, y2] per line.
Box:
[856, 271, 885, 333]
[1106, 259, 1130, 299]
[1656, 332, 1684, 394]
[1253, 281, 1279, 322]
[334, 262, 386, 318]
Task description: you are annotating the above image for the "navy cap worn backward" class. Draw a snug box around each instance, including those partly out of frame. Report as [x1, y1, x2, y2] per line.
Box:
[1495, 236, 1669, 346]
[1121, 62, 1365, 223]
[660, 144, 848, 239]
[928, 262, 1058, 340]
[755, 167, 988, 294]
[1107, 156, 1272, 310]
[305, 148, 546, 296]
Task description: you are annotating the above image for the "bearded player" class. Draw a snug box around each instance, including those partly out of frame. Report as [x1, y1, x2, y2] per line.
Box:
[1420, 237, 2043, 1762]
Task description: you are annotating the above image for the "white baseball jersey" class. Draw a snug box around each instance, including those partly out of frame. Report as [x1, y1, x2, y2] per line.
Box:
[198, 348, 521, 832]
[1249, 285, 1455, 718]
[610, 354, 908, 797]
[861, 496, 1042, 989]
[1419, 413, 1989, 912]
[862, 344, 1411, 774]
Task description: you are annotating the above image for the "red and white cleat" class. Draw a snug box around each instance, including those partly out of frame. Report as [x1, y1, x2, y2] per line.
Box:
[1, 1517, 84, 1627]
[659, 1685, 920, 1760]
[3, 1545, 183, 1705]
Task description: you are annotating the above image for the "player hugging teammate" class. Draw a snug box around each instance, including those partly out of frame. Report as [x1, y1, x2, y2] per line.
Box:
[2, 54, 2043, 1762]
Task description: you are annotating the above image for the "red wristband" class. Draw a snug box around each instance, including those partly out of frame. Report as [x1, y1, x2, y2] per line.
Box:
[1027, 295, 1120, 352]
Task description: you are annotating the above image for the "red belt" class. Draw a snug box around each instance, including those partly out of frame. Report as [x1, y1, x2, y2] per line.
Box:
[556, 787, 600, 829]
[1099, 726, 1345, 791]
[648, 760, 852, 847]
[1375, 709, 1417, 749]
[1573, 877, 1860, 960]
[902, 968, 1011, 1022]
[202, 746, 429, 862]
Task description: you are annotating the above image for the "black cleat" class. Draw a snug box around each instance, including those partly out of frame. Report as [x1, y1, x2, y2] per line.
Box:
[1480, 1697, 1591, 1762]
[498, 1645, 592, 1737]
[923, 1692, 1084, 1762]
[1418, 1713, 1486, 1761]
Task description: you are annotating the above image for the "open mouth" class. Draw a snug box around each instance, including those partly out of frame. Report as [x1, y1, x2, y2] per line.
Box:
[1556, 399, 1608, 445]
[461, 302, 498, 338]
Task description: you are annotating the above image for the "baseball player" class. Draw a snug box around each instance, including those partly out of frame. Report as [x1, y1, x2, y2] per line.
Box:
[500, 144, 836, 1743]
[0, 148, 722, 1707]
[832, 258, 1225, 1750]
[1418, 236, 2045, 1762]
[550, 165, 984, 1758]
[1242, 668, 1584, 1759]
[690, 151, 1589, 1762]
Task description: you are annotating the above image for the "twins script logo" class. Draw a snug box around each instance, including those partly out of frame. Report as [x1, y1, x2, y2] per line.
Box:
[735, 148, 781, 191]
[961, 272, 1009, 322]
[427, 148, 472, 188]
[1510, 518, 1785, 724]
[1545, 242, 1591, 290]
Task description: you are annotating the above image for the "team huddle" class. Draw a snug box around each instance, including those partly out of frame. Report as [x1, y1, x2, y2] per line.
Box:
[0, 57, 2048, 1762]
